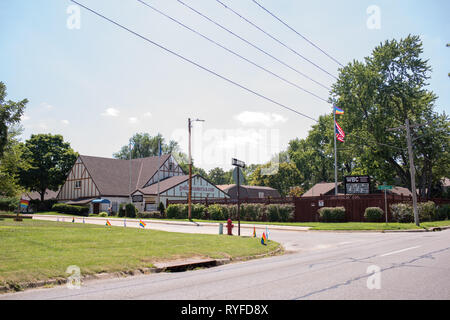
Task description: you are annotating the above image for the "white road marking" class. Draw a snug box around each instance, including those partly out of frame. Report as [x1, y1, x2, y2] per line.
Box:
[380, 246, 421, 257]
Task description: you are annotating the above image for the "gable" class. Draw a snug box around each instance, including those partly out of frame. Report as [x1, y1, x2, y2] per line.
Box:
[57, 157, 101, 200]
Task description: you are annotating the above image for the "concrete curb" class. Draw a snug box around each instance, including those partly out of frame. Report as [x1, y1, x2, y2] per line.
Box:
[0, 244, 283, 295]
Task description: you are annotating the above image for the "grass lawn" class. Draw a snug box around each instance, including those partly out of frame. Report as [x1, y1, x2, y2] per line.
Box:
[0, 219, 279, 288]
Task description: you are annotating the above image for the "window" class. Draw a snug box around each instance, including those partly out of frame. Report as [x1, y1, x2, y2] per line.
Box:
[258, 192, 265, 199]
[74, 180, 82, 189]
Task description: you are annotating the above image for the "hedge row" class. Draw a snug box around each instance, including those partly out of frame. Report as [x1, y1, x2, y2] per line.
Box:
[165, 203, 295, 222]
[390, 202, 449, 223]
[318, 207, 346, 222]
[0, 197, 19, 212]
[52, 203, 89, 216]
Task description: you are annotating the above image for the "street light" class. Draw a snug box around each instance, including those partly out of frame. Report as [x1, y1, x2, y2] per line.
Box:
[188, 118, 205, 220]
[232, 158, 246, 236]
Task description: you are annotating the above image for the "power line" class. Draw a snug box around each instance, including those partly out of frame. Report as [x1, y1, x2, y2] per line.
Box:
[136, 0, 328, 103]
[70, 0, 320, 122]
[251, 0, 344, 67]
[177, 0, 331, 91]
[214, 0, 338, 80]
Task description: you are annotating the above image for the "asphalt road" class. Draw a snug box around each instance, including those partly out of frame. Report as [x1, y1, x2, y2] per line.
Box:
[1, 217, 449, 300]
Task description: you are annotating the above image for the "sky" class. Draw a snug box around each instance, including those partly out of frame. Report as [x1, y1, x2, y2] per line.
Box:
[1, 0, 449, 172]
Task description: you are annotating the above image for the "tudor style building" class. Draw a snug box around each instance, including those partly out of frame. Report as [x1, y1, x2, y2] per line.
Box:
[57, 154, 230, 213]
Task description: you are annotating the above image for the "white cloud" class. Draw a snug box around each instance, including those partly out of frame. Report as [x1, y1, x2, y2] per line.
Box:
[143, 112, 152, 118]
[41, 102, 54, 110]
[101, 108, 120, 117]
[128, 117, 138, 124]
[235, 111, 288, 127]
[21, 114, 30, 121]
[61, 120, 70, 125]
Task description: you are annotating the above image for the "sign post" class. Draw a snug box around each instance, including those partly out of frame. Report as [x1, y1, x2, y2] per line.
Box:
[232, 158, 245, 236]
[378, 184, 393, 223]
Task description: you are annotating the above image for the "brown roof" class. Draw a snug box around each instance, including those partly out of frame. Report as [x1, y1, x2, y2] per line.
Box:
[80, 154, 171, 197]
[217, 185, 280, 199]
[136, 175, 191, 195]
[302, 182, 342, 197]
[23, 190, 59, 201]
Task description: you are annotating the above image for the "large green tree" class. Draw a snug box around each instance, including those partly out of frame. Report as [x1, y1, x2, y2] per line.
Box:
[0, 127, 30, 197]
[113, 133, 181, 160]
[0, 82, 28, 158]
[330, 35, 449, 196]
[18, 134, 78, 202]
[249, 162, 303, 196]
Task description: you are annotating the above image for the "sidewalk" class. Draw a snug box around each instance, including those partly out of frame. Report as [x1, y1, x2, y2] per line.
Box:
[29, 214, 312, 232]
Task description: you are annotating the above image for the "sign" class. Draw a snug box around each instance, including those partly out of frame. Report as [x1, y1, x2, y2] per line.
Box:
[232, 158, 246, 168]
[378, 185, 393, 190]
[132, 195, 143, 203]
[345, 175, 371, 194]
[318, 200, 325, 207]
[232, 167, 245, 185]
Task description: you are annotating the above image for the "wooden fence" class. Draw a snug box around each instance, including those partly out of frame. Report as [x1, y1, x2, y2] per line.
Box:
[168, 194, 450, 222]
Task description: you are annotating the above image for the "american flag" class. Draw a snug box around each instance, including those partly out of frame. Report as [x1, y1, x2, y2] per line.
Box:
[335, 121, 345, 142]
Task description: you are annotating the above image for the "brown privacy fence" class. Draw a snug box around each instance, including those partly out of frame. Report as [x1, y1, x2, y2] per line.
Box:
[168, 194, 450, 222]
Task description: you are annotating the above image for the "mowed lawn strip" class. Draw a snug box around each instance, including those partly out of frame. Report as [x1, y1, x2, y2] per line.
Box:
[0, 219, 279, 287]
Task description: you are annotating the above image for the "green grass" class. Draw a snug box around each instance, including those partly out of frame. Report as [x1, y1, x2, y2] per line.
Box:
[0, 219, 279, 287]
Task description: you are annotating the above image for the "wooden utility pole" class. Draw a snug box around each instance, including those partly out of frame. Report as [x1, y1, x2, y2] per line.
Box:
[188, 118, 205, 220]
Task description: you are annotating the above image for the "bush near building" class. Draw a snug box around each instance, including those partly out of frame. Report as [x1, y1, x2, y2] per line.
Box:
[390, 201, 448, 223]
[52, 203, 89, 216]
[165, 203, 295, 222]
[364, 207, 384, 222]
[137, 211, 164, 219]
[0, 197, 19, 212]
[318, 207, 346, 222]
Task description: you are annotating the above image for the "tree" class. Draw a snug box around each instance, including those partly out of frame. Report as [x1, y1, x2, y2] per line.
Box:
[0, 82, 28, 158]
[0, 127, 30, 196]
[330, 35, 449, 197]
[249, 162, 303, 196]
[18, 134, 78, 202]
[208, 167, 228, 185]
[113, 133, 181, 159]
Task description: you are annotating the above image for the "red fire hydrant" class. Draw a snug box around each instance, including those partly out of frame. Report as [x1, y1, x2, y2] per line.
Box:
[226, 219, 234, 235]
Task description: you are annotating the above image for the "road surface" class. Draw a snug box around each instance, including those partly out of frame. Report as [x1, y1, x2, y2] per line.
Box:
[1, 216, 449, 300]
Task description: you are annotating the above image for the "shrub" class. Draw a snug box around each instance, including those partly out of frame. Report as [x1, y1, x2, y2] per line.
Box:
[118, 203, 126, 217]
[266, 204, 280, 222]
[125, 203, 138, 218]
[418, 201, 435, 222]
[138, 211, 163, 219]
[435, 204, 450, 221]
[166, 204, 187, 219]
[278, 204, 295, 222]
[391, 203, 413, 223]
[208, 204, 225, 221]
[318, 207, 346, 222]
[29, 199, 57, 212]
[0, 197, 19, 212]
[99, 212, 108, 217]
[51, 203, 89, 216]
[158, 202, 165, 214]
[364, 207, 384, 222]
[191, 204, 206, 220]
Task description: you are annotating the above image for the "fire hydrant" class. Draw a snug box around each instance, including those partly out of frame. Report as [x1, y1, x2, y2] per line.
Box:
[226, 219, 234, 235]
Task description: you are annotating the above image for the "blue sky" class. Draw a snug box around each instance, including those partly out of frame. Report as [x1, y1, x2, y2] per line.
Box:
[1, 0, 449, 171]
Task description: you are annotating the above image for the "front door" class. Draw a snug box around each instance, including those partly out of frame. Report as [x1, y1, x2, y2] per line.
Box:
[93, 203, 100, 214]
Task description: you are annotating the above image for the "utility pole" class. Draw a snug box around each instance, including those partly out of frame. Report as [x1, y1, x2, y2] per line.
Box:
[188, 118, 205, 220]
[387, 119, 427, 227]
[129, 140, 133, 204]
[405, 119, 419, 227]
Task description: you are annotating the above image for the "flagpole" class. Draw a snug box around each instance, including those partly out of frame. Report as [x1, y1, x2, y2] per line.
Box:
[334, 106, 338, 196]
[157, 140, 161, 210]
